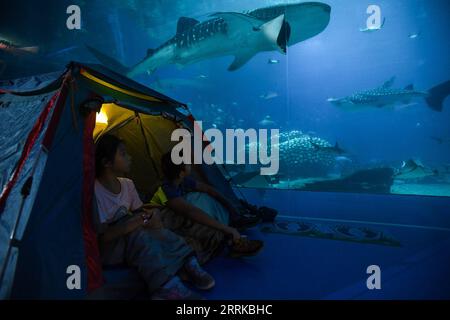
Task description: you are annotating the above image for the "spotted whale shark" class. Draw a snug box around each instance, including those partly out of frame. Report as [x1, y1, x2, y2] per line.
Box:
[88, 2, 331, 77]
[328, 77, 450, 112]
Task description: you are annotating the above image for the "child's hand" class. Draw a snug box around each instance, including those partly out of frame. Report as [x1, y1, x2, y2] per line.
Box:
[142, 208, 163, 229]
[224, 226, 241, 242]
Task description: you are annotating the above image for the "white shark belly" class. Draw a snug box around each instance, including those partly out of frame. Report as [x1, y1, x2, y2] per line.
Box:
[284, 4, 330, 45]
[128, 44, 177, 77]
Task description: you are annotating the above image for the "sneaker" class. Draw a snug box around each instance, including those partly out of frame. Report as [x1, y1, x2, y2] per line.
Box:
[230, 214, 262, 231]
[180, 256, 215, 290]
[229, 237, 264, 258]
[151, 276, 203, 300]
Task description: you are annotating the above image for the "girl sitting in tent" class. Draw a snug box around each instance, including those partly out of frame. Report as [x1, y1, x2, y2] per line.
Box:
[94, 134, 214, 299]
[149, 151, 264, 264]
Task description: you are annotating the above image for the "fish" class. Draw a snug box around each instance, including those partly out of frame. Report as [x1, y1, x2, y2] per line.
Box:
[0, 39, 39, 55]
[268, 58, 280, 64]
[328, 77, 450, 112]
[360, 17, 386, 32]
[0, 42, 69, 79]
[258, 115, 276, 127]
[87, 2, 331, 77]
[408, 32, 421, 39]
[260, 91, 279, 100]
[394, 159, 438, 180]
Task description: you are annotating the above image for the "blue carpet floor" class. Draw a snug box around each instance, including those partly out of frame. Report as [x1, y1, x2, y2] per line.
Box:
[200, 190, 450, 299]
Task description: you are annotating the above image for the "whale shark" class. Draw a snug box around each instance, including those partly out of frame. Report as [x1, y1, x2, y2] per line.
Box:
[328, 77, 450, 112]
[87, 2, 331, 77]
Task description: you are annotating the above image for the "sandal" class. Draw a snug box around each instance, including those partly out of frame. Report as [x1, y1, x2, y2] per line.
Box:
[229, 237, 264, 258]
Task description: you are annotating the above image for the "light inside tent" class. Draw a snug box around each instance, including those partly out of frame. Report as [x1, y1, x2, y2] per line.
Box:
[96, 109, 108, 125]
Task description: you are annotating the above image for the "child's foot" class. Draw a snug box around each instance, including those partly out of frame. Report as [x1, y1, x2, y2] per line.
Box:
[151, 276, 203, 300]
[230, 214, 261, 231]
[180, 256, 215, 290]
[229, 237, 264, 258]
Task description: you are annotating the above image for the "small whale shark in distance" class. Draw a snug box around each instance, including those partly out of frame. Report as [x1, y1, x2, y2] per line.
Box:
[87, 2, 331, 77]
[328, 77, 450, 112]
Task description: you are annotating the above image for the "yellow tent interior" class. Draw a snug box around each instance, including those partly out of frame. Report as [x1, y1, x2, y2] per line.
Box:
[93, 102, 191, 202]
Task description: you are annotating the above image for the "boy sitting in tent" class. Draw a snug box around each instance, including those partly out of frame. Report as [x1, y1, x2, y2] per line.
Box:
[148, 151, 263, 263]
[94, 134, 215, 299]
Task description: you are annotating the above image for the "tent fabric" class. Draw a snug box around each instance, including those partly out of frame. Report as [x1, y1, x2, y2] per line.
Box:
[0, 61, 243, 299]
[10, 85, 88, 298]
[82, 111, 104, 293]
[0, 89, 60, 298]
[0, 71, 62, 94]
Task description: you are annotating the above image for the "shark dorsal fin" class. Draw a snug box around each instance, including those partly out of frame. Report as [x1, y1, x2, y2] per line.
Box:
[381, 76, 396, 89]
[176, 17, 199, 35]
[405, 84, 414, 90]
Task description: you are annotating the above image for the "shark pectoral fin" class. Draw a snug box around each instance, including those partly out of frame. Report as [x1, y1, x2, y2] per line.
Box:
[261, 14, 286, 52]
[228, 51, 257, 71]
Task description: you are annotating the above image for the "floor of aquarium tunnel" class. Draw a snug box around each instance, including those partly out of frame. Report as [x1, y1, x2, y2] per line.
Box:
[199, 189, 450, 299]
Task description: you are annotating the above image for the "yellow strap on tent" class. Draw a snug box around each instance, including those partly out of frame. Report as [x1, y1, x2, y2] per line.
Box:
[149, 186, 169, 206]
[80, 68, 161, 103]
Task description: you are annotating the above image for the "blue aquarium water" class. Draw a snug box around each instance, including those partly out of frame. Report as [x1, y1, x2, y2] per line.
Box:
[1, 0, 449, 300]
[3, 0, 448, 196]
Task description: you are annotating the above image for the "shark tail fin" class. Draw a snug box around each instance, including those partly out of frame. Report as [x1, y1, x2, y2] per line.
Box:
[426, 80, 450, 112]
[86, 45, 130, 75]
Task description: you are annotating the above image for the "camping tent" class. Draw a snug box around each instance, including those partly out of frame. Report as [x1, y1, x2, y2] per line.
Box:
[0, 62, 241, 299]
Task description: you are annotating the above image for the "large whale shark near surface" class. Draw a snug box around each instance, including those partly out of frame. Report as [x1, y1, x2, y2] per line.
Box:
[87, 2, 331, 77]
[328, 77, 450, 112]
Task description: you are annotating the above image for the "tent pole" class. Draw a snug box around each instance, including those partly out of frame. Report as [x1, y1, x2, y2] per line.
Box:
[0, 148, 43, 297]
[0, 177, 32, 297]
